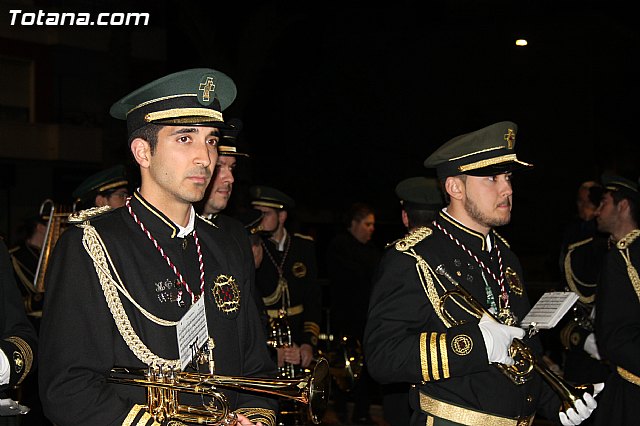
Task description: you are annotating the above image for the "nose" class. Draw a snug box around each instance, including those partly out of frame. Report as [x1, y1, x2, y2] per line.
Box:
[500, 176, 513, 197]
[224, 165, 235, 184]
[194, 140, 215, 168]
[594, 204, 602, 217]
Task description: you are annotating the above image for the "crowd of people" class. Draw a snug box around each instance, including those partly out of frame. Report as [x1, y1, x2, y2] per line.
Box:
[0, 68, 638, 426]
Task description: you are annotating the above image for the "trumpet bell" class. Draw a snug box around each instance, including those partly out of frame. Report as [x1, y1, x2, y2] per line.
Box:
[308, 358, 330, 424]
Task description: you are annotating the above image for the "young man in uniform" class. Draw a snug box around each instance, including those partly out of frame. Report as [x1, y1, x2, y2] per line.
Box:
[72, 164, 130, 210]
[592, 175, 640, 426]
[250, 186, 321, 374]
[39, 68, 277, 426]
[364, 121, 601, 426]
[380, 176, 444, 426]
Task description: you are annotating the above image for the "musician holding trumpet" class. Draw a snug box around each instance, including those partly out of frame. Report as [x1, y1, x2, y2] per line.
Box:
[364, 122, 603, 426]
[39, 69, 278, 426]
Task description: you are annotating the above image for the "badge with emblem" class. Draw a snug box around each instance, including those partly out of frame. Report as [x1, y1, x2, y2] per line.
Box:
[505, 267, 524, 296]
[198, 75, 216, 105]
[13, 351, 24, 373]
[451, 335, 473, 356]
[211, 274, 240, 314]
[292, 262, 307, 278]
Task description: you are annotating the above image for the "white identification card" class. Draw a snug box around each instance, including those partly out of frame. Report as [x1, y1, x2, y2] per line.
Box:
[177, 296, 210, 371]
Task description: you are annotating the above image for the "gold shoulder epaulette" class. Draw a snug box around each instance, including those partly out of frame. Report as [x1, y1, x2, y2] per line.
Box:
[385, 238, 401, 249]
[68, 206, 112, 224]
[196, 213, 217, 228]
[567, 237, 594, 251]
[492, 230, 510, 248]
[294, 233, 314, 241]
[395, 226, 432, 252]
[617, 229, 640, 250]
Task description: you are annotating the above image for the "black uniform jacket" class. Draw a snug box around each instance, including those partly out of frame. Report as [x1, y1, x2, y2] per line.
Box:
[0, 239, 37, 395]
[39, 192, 277, 426]
[364, 212, 560, 424]
[593, 229, 640, 426]
[558, 222, 611, 384]
[255, 232, 321, 347]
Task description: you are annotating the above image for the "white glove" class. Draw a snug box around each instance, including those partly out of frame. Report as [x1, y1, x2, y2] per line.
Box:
[478, 313, 525, 366]
[583, 333, 601, 360]
[559, 383, 604, 426]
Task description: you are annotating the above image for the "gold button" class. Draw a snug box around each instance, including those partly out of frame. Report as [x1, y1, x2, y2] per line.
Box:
[526, 395, 533, 403]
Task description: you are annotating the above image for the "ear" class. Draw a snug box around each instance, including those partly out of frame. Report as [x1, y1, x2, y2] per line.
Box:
[445, 176, 464, 201]
[401, 210, 410, 228]
[94, 195, 108, 207]
[131, 138, 151, 168]
[278, 210, 288, 224]
[618, 198, 630, 215]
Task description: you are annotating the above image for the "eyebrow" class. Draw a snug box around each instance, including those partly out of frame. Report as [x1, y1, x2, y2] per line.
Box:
[169, 127, 220, 136]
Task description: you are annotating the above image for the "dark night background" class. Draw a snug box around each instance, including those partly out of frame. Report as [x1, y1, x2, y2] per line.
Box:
[1, 0, 639, 286]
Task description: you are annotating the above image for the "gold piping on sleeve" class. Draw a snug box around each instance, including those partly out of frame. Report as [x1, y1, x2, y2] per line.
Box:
[137, 412, 152, 426]
[420, 332, 430, 382]
[122, 404, 144, 426]
[439, 333, 450, 379]
[618, 366, 640, 387]
[430, 333, 440, 381]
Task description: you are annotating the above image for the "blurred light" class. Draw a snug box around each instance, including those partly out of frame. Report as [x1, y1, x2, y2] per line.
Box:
[515, 39, 528, 46]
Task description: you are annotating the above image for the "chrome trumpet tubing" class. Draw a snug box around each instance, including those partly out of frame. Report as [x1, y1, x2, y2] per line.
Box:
[267, 309, 297, 379]
[108, 358, 330, 425]
[435, 265, 594, 412]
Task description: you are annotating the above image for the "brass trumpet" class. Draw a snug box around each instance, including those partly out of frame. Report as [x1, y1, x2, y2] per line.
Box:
[435, 265, 594, 412]
[108, 357, 330, 425]
[35, 199, 71, 293]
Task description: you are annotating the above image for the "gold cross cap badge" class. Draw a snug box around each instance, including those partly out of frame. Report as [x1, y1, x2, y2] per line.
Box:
[199, 76, 216, 103]
[109, 68, 238, 137]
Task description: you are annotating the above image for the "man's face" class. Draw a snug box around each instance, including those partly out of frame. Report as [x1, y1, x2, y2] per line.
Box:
[577, 186, 597, 221]
[595, 192, 617, 234]
[462, 173, 513, 229]
[350, 213, 375, 244]
[204, 155, 236, 214]
[96, 187, 129, 209]
[254, 206, 281, 234]
[143, 125, 219, 206]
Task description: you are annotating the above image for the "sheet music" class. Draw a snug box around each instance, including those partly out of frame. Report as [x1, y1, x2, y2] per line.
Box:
[521, 291, 579, 329]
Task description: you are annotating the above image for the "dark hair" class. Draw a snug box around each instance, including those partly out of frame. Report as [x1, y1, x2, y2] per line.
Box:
[345, 202, 374, 226]
[406, 208, 438, 229]
[15, 215, 47, 243]
[128, 123, 161, 154]
[610, 190, 640, 226]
